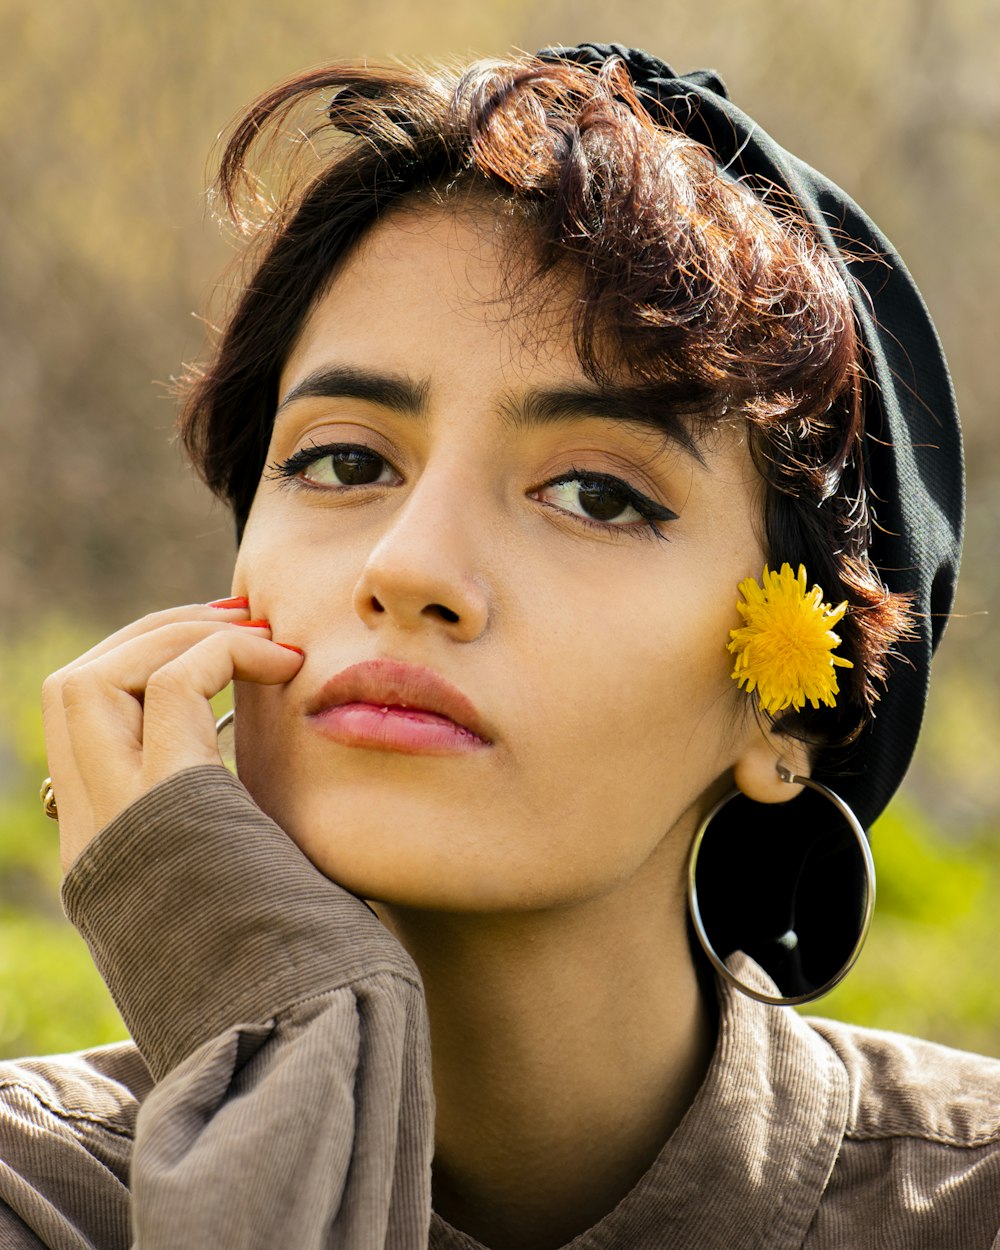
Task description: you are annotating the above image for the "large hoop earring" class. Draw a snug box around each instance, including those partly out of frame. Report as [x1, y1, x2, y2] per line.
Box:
[687, 764, 876, 1007]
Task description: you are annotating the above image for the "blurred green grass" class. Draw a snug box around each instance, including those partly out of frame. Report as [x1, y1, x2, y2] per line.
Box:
[0, 622, 127, 1055]
[2, 618, 997, 1062]
[811, 799, 1000, 1055]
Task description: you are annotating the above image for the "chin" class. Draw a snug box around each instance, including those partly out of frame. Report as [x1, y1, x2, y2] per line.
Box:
[234, 763, 627, 915]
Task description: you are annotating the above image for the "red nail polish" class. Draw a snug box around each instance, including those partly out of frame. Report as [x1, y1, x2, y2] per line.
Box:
[276, 643, 305, 656]
[208, 596, 250, 609]
[234, 619, 271, 629]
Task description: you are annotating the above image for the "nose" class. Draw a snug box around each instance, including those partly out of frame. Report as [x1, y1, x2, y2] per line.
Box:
[351, 467, 491, 643]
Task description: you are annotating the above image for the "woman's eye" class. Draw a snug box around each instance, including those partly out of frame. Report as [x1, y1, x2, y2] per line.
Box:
[268, 443, 399, 489]
[534, 471, 678, 534]
[543, 478, 641, 523]
[304, 447, 394, 486]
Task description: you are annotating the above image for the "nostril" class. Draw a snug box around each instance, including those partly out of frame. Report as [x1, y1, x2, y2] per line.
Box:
[427, 603, 460, 623]
[370, 596, 386, 614]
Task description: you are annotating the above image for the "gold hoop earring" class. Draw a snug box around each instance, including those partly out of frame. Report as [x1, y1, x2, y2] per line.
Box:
[687, 764, 876, 1006]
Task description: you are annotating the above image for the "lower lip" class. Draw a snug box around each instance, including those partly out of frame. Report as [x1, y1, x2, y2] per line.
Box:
[310, 703, 489, 755]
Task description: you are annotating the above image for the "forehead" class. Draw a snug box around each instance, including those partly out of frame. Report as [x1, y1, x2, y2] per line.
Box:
[280, 202, 584, 399]
[274, 200, 743, 475]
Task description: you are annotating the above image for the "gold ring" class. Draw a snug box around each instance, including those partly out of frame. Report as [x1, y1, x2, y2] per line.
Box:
[40, 777, 59, 821]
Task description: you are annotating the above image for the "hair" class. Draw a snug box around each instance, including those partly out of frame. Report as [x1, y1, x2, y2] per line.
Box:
[178, 52, 913, 754]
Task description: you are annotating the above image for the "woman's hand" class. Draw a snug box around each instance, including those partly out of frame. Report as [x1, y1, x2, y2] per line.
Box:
[41, 601, 304, 872]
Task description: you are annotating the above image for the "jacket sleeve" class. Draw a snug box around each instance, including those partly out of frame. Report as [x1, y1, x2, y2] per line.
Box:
[0, 766, 435, 1250]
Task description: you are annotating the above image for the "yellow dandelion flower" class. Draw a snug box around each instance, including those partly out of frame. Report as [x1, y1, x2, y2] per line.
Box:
[728, 563, 853, 715]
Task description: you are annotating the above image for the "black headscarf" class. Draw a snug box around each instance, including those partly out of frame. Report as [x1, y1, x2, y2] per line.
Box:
[540, 44, 965, 993]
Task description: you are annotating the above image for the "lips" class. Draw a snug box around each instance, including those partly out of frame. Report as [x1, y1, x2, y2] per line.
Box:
[306, 659, 493, 754]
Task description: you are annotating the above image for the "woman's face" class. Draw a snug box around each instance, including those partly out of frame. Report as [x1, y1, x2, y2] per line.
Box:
[232, 204, 770, 912]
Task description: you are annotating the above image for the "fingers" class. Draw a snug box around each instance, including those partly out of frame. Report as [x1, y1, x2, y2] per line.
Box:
[65, 599, 253, 668]
[43, 602, 253, 813]
[43, 605, 251, 845]
[42, 606, 304, 871]
[141, 628, 301, 782]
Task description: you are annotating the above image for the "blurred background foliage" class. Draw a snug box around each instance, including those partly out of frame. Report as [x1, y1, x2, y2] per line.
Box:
[1, 0, 998, 1058]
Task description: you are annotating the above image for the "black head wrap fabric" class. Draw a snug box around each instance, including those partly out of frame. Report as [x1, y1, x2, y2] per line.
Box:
[539, 44, 965, 994]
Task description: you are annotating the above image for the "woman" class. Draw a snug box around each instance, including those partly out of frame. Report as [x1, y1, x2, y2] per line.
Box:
[6, 43, 997, 1249]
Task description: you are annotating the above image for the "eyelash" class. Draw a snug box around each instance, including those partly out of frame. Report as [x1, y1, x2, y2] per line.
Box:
[266, 443, 397, 489]
[266, 443, 678, 541]
[534, 468, 677, 541]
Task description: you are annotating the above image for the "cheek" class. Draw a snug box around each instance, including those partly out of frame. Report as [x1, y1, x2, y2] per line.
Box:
[228, 518, 356, 824]
[508, 590, 745, 857]
[233, 505, 360, 635]
[418, 572, 752, 908]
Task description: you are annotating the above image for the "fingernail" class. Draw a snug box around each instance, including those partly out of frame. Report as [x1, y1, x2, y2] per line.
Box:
[209, 595, 250, 609]
[276, 643, 305, 656]
[234, 619, 271, 629]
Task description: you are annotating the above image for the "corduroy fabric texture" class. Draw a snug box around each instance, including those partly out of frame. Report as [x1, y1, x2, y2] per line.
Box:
[0, 769, 998, 1248]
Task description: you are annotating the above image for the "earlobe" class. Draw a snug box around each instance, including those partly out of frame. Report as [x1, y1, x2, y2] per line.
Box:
[732, 723, 812, 805]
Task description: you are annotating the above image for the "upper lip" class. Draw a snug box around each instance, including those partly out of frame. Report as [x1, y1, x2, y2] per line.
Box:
[306, 659, 493, 743]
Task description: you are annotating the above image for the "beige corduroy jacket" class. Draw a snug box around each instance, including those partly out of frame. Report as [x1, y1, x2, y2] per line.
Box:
[1, 767, 999, 1249]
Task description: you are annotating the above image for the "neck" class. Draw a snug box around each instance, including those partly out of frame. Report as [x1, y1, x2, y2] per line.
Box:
[377, 850, 715, 1250]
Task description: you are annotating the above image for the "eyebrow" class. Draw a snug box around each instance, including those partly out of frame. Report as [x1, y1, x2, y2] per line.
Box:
[503, 384, 705, 463]
[276, 364, 705, 463]
[276, 365, 430, 419]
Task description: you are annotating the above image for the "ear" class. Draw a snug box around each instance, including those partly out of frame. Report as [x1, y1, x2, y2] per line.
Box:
[732, 721, 813, 805]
